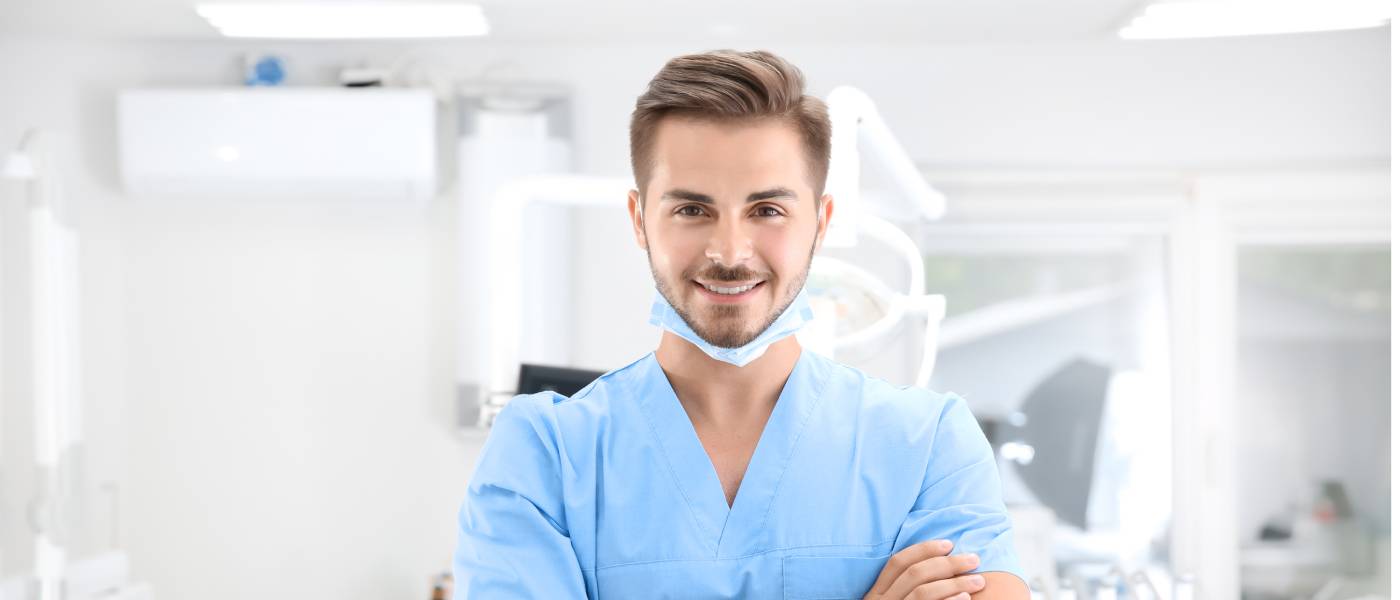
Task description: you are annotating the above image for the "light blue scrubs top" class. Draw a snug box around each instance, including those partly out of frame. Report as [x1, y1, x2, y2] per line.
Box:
[453, 348, 1023, 599]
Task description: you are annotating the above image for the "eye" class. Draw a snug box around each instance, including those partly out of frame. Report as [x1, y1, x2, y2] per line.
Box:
[676, 205, 706, 217]
[755, 205, 784, 218]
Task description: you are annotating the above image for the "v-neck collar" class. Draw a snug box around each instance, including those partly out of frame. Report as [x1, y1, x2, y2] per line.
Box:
[635, 347, 834, 557]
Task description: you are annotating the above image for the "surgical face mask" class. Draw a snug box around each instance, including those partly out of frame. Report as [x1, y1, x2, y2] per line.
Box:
[648, 285, 815, 367]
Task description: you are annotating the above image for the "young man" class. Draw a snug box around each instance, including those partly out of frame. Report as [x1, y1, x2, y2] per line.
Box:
[454, 50, 1028, 599]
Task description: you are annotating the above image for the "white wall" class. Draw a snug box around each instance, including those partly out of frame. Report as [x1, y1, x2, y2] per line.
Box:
[114, 196, 469, 599]
[0, 37, 479, 599]
[0, 28, 1387, 599]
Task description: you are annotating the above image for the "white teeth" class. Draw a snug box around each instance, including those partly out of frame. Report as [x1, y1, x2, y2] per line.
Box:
[703, 282, 756, 295]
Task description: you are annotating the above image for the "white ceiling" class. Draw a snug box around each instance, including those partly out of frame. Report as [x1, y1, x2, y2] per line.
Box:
[1, 0, 1155, 43]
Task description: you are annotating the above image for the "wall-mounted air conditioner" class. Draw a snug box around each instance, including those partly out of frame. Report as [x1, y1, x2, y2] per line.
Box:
[117, 88, 437, 201]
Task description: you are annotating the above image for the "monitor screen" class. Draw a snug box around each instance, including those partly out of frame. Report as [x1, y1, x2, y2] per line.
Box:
[517, 363, 606, 398]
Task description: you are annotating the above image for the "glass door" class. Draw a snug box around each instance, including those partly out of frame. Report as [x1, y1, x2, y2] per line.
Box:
[1234, 244, 1390, 599]
[919, 229, 1175, 596]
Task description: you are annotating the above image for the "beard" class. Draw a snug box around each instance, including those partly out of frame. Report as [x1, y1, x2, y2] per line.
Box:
[646, 237, 816, 349]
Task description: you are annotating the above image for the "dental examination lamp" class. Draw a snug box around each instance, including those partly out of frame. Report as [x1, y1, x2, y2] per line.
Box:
[806, 86, 948, 387]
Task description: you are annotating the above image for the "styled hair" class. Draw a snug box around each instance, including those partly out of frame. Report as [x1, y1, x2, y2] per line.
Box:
[629, 50, 831, 207]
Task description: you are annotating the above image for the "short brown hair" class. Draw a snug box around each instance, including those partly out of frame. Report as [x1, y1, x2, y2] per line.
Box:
[629, 50, 832, 207]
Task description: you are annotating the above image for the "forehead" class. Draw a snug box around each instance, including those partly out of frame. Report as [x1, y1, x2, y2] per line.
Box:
[648, 116, 809, 197]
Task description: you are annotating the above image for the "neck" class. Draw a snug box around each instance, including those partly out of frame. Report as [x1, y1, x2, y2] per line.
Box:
[654, 332, 802, 428]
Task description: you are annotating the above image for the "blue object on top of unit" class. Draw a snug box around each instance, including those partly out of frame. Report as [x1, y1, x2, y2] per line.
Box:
[245, 55, 286, 86]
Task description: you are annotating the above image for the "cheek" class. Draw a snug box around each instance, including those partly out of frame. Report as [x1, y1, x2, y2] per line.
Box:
[755, 230, 810, 277]
[647, 224, 708, 272]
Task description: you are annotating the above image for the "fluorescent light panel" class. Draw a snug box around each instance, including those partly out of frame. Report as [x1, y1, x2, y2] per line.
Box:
[196, 3, 489, 39]
[1120, 0, 1391, 39]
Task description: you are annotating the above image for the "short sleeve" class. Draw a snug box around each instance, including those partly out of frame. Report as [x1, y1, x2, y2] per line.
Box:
[452, 395, 589, 599]
[891, 392, 1025, 583]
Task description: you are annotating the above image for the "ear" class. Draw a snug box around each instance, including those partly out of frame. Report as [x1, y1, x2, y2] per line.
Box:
[628, 189, 648, 250]
[813, 193, 834, 251]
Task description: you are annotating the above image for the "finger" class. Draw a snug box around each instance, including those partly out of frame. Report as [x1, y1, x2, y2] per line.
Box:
[900, 574, 985, 600]
[884, 554, 980, 600]
[869, 540, 953, 596]
[942, 593, 971, 600]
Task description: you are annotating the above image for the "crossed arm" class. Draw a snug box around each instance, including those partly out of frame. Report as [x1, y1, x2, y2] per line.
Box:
[864, 393, 1031, 600]
[863, 539, 1029, 600]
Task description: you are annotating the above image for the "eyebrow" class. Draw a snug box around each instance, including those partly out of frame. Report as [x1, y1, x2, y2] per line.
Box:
[659, 187, 798, 204]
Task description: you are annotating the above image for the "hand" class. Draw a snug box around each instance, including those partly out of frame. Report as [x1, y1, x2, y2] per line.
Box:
[862, 539, 987, 600]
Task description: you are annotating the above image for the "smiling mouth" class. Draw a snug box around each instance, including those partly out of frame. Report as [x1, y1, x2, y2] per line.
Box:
[693, 279, 765, 301]
[697, 280, 760, 293]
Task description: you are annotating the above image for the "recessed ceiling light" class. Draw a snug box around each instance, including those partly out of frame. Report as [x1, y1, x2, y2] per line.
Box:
[195, 3, 490, 39]
[1119, 0, 1391, 39]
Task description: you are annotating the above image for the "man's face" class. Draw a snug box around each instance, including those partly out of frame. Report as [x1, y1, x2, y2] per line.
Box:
[628, 116, 833, 349]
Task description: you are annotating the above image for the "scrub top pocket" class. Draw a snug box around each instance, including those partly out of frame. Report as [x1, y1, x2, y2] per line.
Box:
[782, 554, 889, 600]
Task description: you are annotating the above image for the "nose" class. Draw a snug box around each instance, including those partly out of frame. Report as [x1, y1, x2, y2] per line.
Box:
[704, 216, 754, 267]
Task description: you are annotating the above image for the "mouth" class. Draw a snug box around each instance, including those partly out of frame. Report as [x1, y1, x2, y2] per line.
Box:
[693, 279, 765, 303]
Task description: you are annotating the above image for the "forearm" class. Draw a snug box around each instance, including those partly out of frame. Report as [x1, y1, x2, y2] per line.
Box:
[971, 571, 1030, 599]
